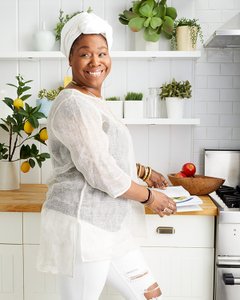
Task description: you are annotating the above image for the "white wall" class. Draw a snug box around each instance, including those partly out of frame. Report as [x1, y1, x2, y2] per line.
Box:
[0, 0, 239, 184]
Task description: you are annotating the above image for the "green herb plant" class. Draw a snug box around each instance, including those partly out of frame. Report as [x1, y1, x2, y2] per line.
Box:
[160, 79, 192, 100]
[125, 92, 143, 101]
[171, 18, 204, 50]
[119, 0, 177, 42]
[38, 86, 64, 101]
[106, 96, 120, 101]
[0, 75, 50, 171]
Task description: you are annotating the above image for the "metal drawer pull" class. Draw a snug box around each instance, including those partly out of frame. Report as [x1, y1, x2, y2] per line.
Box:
[223, 273, 240, 285]
[156, 226, 175, 234]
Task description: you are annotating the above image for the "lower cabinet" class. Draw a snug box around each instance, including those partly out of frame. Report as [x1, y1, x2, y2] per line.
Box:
[0, 212, 215, 300]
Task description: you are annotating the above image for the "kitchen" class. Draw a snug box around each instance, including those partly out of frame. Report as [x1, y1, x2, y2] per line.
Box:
[0, 0, 240, 300]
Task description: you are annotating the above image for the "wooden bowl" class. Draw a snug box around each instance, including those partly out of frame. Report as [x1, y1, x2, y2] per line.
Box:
[167, 174, 225, 195]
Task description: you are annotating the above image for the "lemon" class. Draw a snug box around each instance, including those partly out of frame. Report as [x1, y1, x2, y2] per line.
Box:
[13, 98, 24, 109]
[39, 128, 48, 141]
[21, 161, 31, 173]
[24, 120, 34, 134]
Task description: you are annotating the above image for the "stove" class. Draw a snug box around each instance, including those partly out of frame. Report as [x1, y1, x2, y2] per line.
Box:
[205, 150, 240, 300]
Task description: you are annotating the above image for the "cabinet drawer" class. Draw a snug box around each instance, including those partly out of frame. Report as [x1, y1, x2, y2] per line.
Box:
[0, 212, 22, 244]
[23, 213, 41, 244]
[140, 215, 214, 248]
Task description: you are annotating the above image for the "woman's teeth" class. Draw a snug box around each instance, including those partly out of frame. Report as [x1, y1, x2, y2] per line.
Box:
[88, 71, 102, 77]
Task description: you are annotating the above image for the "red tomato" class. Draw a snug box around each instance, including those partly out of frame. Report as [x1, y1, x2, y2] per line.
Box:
[182, 163, 196, 177]
[175, 171, 187, 178]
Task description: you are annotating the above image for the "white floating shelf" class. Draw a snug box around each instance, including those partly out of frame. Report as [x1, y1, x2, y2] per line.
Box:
[0, 50, 201, 60]
[39, 118, 200, 126]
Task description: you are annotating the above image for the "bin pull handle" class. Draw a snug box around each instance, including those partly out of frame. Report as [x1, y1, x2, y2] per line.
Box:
[156, 226, 175, 234]
[223, 273, 240, 285]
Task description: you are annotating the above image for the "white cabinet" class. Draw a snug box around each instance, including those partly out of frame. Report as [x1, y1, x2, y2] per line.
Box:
[0, 213, 23, 300]
[0, 212, 214, 300]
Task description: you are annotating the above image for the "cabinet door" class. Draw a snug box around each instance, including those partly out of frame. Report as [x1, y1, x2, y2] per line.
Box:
[142, 247, 214, 300]
[24, 245, 60, 300]
[0, 245, 23, 300]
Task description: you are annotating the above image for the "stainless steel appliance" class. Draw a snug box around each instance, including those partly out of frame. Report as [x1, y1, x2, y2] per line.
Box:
[204, 149, 240, 300]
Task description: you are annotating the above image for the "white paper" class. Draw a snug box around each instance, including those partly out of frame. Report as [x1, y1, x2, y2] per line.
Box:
[176, 205, 203, 212]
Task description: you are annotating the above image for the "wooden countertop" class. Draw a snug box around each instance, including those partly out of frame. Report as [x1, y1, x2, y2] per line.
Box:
[0, 184, 218, 216]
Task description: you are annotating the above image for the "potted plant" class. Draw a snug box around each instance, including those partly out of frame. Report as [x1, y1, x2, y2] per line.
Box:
[119, 0, 177, 51]
[171, 18, 204, 51]
[36, 86, 63, 117]
[0, 75, 50, 190]
[124, 92, 144, 119]
[160, 78, 192, 118]
[105, 96, 123, 119]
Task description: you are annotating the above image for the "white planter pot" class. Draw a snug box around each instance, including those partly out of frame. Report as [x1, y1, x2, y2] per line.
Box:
[106, 101, 123, 119]
[166, 97, 185, 119]
[134, 31, 159, 51]
[176, 26, 198, 51]
[34, 27, 55, 51]
[124, 101, 143, 119]
[36, 98, 52, 117]
[0, 161, 20, 190]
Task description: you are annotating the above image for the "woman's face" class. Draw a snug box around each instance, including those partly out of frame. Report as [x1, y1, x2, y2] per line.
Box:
[69, 34, 111, 90]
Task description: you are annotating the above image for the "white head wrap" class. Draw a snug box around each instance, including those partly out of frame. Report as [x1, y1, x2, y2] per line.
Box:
[60, 12, 113, 58]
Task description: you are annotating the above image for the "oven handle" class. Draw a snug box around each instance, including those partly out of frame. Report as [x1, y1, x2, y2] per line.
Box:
[223, 273, 240, 285]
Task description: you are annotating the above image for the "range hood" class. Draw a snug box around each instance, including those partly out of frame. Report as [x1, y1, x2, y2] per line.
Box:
[204, 13, 240, 48]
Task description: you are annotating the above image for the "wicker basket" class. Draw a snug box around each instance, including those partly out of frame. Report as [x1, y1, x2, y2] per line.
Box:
[167, 174, 225, 195]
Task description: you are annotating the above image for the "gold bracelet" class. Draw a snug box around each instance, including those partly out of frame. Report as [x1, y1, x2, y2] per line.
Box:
[142, 166, 150, 181]
[144, 167, 152, 182]
[137, 164, 142, 178]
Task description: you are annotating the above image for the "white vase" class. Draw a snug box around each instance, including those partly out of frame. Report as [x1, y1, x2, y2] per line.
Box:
[134, 31, 159, 51]
[124, 101, 143, 119]
[176, 26, 198, 51]
[0, 161, 20, 190]
[165, 97, 185, 118]
[106, 101, 123, 119]
[34, 22, 55, 51]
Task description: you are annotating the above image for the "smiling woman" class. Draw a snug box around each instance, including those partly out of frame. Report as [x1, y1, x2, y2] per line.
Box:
[37, 11, 175, 300]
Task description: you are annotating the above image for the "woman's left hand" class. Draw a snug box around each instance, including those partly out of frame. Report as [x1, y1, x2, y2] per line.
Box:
[145, 169, 169, 189]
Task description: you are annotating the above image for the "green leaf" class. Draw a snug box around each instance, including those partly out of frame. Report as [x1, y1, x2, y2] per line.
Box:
[123, 10, 137, 20]
[21, 94, 31, 101]
[159, 4, 166, 18]
[144, 27, 160, 42]
[139, 3, 153, 18]
[40, 153, 50, 159]
[128, 17, 145, 32]
[144, 17, 151, 28]
[3, 98, 13, 109]
[166, 7, 177, 20]
[150, 16, 163, 29]
[29, 158, 35, 168]
[21, 86, 31, 92]
[29, 116, 39, 128]
[20, 145, 31, 159]
[0, 124, 9, 132]
[6, 83, 17, 88]
[162, 16, 174, 35]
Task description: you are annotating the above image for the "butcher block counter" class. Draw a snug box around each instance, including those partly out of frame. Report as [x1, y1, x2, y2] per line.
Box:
[0, 184, 218, 215]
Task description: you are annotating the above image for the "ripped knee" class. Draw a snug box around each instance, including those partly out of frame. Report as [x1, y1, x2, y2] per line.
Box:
[144, 282, 162, 299]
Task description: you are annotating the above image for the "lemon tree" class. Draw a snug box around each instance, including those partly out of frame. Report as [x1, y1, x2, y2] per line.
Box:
[0, 75, 50, 172]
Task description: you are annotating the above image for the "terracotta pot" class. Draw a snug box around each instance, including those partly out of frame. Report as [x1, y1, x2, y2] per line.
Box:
[0, 161, 20, 190]
[176, 26, 198, 51]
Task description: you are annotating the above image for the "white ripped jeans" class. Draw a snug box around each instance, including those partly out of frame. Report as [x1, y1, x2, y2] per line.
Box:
[57, 248, 161, 300]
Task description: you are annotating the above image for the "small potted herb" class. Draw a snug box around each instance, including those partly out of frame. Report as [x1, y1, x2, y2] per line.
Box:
[105, 96, 123, 119]
[160, 79, 192, 118]
[36, 86, 63, 117]
[124, 92, 144, 119]
[171, 18, 204, 51]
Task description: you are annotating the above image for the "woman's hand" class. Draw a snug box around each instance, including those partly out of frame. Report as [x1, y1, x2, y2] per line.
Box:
[145, 169, 169, 189]
[148, 190, 177, 217]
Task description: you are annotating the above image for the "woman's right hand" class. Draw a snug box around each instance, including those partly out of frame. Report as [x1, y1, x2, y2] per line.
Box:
[147, 190, 177, 217]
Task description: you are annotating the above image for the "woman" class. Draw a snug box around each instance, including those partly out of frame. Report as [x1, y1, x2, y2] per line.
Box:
[37, 11, 176, 300]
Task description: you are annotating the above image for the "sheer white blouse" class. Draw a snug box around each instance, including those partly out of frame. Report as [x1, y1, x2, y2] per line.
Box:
[37, 89, 146, 276]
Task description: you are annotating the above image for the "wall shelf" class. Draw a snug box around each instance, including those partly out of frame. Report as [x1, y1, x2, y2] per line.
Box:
[0, 50, 201, 60]
[39, 118, 200, 126]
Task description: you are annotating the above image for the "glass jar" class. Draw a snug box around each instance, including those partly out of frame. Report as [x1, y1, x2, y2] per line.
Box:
[144, 87, 161, 118]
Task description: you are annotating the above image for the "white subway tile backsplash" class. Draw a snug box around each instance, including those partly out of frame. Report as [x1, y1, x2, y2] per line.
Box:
[195, 114, 219, 126]
[221, 64, 240, 75]
[234, 50, 240, 62]
[196, 76, 208, 88]
[207, 49, 233, 62]
[194, 139, 219, 153]
[219, 102, 233, 114]
[207, 101, 233, 114]
[194, 127, 207, 139]
[195, 89, 220, 101]
[196, 63, 220, 75]
[233, 128, 240, 140]
[221, 10, 238, 22]
[196, 10, 222, 23]
[208, 76, 232, 88]
[207, 101, 220, 114]
[195, 102, 208, 114]
[207, 127, 232, 140]
[209, 0, 234, 9]
[220, 115, 240, 127]
[193, 152, 204, 175]
[233, 102, 240, 113]
[233, 0, 240, 9]
[219, 140, 240, 149]
[220, 89, 240, 101]
[233, 76, 240, 88]
[196, 0, 209, 10]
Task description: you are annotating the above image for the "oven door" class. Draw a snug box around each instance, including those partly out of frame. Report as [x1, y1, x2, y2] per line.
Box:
[216, 257, 240, 300]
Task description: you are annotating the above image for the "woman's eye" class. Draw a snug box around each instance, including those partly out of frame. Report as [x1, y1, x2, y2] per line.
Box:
[99, 53, 106, 57]
[80, 53, 90, 58]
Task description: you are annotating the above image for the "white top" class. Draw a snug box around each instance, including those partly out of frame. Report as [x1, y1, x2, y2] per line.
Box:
[37, 89, 146, 276]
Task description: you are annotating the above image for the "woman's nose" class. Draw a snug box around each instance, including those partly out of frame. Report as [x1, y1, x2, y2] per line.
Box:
[89, 55, 100, 67]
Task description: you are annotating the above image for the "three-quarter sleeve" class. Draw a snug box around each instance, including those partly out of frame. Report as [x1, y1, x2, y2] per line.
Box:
[50, 96, 131, 198]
